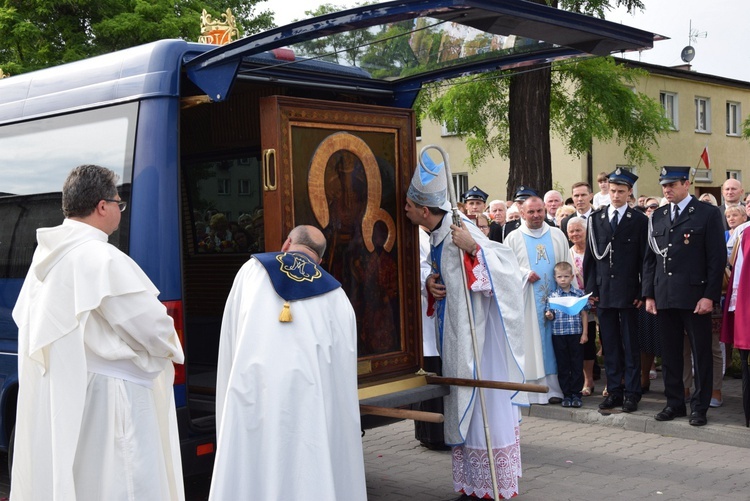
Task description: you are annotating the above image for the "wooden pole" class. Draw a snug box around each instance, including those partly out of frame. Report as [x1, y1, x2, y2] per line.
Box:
[359, 405, 444, 423]
[425, 375, 548, 394]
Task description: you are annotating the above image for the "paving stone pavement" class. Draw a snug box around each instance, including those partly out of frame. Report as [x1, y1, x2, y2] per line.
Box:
[1, 373, 747, 499]
[526, 371, 750, 448]
[364, 414, 750, 500]
[364, 372, 750, 500]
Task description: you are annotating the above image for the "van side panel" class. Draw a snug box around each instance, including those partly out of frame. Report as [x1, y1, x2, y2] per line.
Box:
[129, 97, 183, 301]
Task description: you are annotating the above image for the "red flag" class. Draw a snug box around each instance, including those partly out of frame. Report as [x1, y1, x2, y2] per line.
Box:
[700, 146, 710, 169]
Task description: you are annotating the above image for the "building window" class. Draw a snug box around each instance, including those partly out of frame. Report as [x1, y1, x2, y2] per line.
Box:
[217, 178, 231, 195]
[727, 101, 741, 136]
[441, 119, 459, 137]
[453, 173, 468, 200]
[727, 170, 742, 182]
[238, 179, 251, 195]
[695, 97, 711, 133]
[660, 91, 678, 129]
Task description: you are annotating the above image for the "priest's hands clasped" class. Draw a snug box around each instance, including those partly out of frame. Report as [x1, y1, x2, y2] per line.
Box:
[426, 273, 446, 300]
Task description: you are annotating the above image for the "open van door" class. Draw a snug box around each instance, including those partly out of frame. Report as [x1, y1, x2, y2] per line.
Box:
[181, 0, 658, 405]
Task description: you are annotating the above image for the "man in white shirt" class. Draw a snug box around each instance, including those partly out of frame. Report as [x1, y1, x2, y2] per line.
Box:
[544, 190, 563, 227]
[560, 182, 594, 237]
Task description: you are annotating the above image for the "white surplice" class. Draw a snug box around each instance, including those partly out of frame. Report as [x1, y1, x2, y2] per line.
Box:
[504, 222, 573, 404]
[210, 256, 366, 501]
[429, 213, 525, 499]
[11, 219, 185, 501]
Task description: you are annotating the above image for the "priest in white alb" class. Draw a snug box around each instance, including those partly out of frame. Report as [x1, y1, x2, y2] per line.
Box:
[210, 225, 366, 501]
[505, 195, 575, 404]
[11, 164, 185, 501]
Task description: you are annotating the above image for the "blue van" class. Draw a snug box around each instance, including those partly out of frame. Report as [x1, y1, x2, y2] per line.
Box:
[0, 0, 654, 476]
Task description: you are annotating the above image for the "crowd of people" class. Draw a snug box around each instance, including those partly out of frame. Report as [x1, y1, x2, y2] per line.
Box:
[410, 167, 750, 497]
[451, 172, 747, 426]
[12, 161, 748, 501]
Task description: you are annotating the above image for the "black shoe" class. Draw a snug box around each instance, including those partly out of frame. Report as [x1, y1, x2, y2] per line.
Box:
[548, 397, 563, 405]
[689, 411, 707, 426]
[654, 406, 687, 421]
[598, 394, 623, 409]
[622, 396, 638, 413]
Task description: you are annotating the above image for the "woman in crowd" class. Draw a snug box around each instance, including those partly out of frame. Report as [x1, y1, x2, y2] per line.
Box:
[725, 205, 747, 249]
[567, 216, 598, 396]
[699, 193, 718, 205]
[555, 205, 576, 228]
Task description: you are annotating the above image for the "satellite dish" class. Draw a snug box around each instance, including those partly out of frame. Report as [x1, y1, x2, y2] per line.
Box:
[681, 46, 696, 63]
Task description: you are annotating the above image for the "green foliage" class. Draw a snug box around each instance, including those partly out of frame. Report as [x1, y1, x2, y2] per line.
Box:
[0, 0, 275, 75]
[552, 57, 672, 167]
[419, 74, 511, 171]
[421, 56, 671, 169]
[557, 0, 645, 17]
[293, 4, 376, 66]
[742, 115, 750, 141]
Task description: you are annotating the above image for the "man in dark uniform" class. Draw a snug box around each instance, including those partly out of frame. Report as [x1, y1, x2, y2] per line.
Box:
[462, 186, 489, 216]
[584, 169, 648, 413]
[643, 166, 726, 426]
[490, 186, 536, 242]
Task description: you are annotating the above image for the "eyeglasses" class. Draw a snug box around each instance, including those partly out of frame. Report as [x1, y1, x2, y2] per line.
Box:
[103, 199, 127, 212]
[646, 204, 659, 209]
[478, 225, 489, 231]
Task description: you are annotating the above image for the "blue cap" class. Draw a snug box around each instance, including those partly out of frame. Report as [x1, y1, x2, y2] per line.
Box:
[659, 166, 691, 185]
[608, 168, 638, 187]
[462, 186, 489, 202]
[514, 186, 539, 202]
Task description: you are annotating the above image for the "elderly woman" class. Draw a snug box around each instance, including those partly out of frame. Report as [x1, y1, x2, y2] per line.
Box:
[725, 205, 747, 251]
[555, 205, 576, 228]
[567, 216, 598, 396]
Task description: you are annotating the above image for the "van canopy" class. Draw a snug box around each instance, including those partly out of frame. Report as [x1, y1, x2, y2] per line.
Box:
[185, 0, 658, 106]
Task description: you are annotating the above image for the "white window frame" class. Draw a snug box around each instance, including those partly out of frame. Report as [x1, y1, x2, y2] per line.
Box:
[452, 173, 468, 200]
[660, 91, 678, 130]
[217, 178, 231, 196]
[238, 178, 251, 195]
[441, 119, 459, 137]
[727, 170, 742, 183]
[695, 97, 711, 133]
[727, 101, 741, 136]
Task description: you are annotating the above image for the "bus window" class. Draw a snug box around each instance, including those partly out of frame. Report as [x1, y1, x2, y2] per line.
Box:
[183, 156, 264, 255]
[0, 103, 138, 280]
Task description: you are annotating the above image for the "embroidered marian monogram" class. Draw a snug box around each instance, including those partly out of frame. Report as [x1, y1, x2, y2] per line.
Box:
[276, 253, 322, 283]
[535, 244, 549, 265]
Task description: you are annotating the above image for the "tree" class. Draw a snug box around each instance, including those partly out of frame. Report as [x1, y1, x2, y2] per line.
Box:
[420, 0, 670, 198]
[294, 4, 379, 67]
[743, 116, 750, 141]
[0, 0, 274, 75]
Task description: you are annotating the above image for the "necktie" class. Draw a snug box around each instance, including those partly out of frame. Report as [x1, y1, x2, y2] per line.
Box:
[673, 204, 680, 223]
[610, 210, 619, 233]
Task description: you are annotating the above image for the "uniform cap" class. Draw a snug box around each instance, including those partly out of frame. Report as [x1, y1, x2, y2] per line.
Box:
[608, 168, 638, 187]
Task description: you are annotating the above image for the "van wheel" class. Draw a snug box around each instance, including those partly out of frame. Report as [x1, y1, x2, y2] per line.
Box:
[7, 425, 14, 479]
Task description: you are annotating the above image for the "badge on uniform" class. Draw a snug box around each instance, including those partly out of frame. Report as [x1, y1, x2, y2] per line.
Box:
[684, 233, 691, 245]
